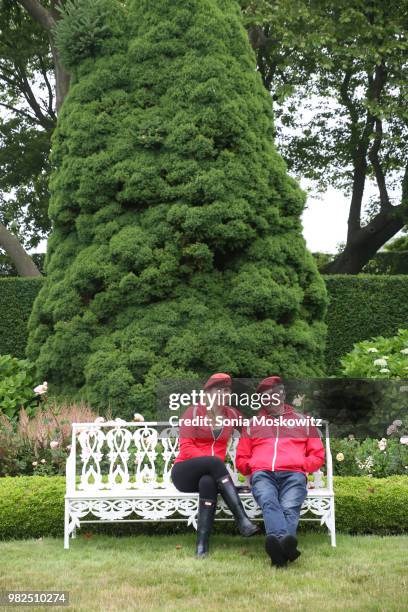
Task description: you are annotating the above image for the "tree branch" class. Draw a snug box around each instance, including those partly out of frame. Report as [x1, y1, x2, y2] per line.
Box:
[16, 0, 56, 31]
[368, 117, 391, 210]
[0, 222, 42, 277]
[0, 101, 37, 123]
[37, 53, 56, 120]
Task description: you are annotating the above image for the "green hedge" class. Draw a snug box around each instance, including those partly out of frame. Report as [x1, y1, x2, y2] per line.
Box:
[0, 278, 44, 360]
[323, 275, 408, 373]
[0, 475, 407, 540]
[2, 275, 408, 373]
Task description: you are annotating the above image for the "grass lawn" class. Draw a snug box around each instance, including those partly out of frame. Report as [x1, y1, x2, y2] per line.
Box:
[1, 533, 407, 611]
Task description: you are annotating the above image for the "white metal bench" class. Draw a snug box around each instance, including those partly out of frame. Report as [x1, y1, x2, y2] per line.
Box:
[64, 421, 336, 549]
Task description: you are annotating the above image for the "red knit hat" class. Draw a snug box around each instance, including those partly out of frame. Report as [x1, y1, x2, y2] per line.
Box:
[256, 376, 282, 393]
[204, 373, 232, 390]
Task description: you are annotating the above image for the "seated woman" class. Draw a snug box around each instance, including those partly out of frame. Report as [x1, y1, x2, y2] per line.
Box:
[171, 373, 259, 558]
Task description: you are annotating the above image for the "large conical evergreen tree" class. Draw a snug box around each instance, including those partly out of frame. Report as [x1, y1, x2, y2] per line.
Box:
[27, 0, 327, 418]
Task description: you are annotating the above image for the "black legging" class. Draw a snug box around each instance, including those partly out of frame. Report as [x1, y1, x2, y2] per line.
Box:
[171, 456, 229, 502]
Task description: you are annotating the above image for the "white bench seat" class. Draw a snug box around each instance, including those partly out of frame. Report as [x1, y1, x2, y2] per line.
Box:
[64, 421, 336, 548]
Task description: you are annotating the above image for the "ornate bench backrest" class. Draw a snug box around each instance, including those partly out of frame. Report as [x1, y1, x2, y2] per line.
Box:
[66, 421, 332, 494]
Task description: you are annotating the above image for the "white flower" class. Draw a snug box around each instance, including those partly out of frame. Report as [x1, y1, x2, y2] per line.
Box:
[32, 461, 38, 467]
[378, 438, 387, 451]
[336, 452, 344, 462]
[400, 436, 408, 446]
[33, 382, 48, 395]
[374, 358, 388, 367]
[50, 440, 59, 449]
[94, 416, 105, 424]
[133, 413, 145, 422]
[114, 418, 127, 424]
[400, 348, 408, 354]
[367, 348, 379, 353]
[292, 395, 305, 407]
[40, 459, 46, 464]
[379, 368, 390, 373]
[66, 445, 71, 451]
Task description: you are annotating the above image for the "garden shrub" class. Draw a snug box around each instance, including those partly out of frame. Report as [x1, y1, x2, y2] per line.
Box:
[0, 354, 38, 420]
[324, 275, 408, 373]
[25, 0, 327, 419]
[340, 328, 408, 379]
[0, 475, 407, 539]
[0, 401, 100, 477]
[0, 277, 43, 359]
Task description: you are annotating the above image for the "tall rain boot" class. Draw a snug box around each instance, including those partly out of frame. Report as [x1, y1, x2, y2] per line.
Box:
[216, 474, 260, 537]
[196, 498, 216, 558]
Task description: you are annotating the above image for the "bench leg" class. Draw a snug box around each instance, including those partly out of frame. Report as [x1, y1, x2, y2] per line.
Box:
[329, 497, 336, 547]
[64, 499, 70, 550]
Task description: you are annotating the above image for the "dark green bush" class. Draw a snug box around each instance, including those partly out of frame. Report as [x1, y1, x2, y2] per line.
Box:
[323, 275, 408, 373]
[0, 475, 407, 540]
[25, 0, 328, 417]
[362, 252, 408, 275]
[0, 278, 44, 359]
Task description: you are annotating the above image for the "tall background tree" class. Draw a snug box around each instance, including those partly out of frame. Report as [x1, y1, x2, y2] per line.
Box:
[0, 0, 58, 275]
[26, 0, 327, 415]
[242, 0, 408, 273]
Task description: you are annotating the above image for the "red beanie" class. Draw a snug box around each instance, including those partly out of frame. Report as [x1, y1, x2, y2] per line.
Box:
[256, 376, 282, 393]
[204, 373, 232, 390]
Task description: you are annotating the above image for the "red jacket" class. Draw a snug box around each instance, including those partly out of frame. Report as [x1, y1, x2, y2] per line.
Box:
[235, 405, 325, 476]
[173, 403, 242, 463]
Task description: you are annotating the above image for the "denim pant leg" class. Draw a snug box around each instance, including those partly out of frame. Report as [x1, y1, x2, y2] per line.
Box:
[251, 471, 288, 537]
[277, 472, 308, 537]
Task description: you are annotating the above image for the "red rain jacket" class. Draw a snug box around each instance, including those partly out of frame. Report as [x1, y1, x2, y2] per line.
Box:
[173, 403, 241, 463]
[235, 405, 325, 476]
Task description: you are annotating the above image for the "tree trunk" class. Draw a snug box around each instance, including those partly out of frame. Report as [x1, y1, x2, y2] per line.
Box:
[0, 223, 42, 277]
[322, 208, 404, 274]
[17, 0, 70, 111]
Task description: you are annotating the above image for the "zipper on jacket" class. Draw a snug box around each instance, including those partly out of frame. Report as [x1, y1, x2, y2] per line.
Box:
[272, 424, 279, 471]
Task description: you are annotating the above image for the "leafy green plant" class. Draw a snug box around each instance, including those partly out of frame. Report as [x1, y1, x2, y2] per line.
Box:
[340, 329, 408, 378]
[331, 436, 408, 478]
[0, 354, 38, 420]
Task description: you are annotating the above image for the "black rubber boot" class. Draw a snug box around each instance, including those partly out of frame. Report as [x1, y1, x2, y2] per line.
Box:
[196, 498, 216, 558]
[216, 474, 260, 537]
[280, 534, 301, 562]
[265, 535, 288, 568]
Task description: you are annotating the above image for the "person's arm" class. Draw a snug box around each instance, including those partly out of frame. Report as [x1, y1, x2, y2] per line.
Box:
[235, 430, 253, 476]
[303, 426, 325, 473]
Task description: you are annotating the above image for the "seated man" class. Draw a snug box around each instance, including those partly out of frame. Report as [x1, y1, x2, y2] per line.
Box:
[235, 376, 325, 567]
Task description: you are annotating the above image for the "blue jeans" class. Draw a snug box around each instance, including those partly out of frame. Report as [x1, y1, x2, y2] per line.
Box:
[250, 470, 308, 538]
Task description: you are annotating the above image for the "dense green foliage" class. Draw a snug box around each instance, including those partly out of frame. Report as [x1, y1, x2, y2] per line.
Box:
[362, 252, 408, 275]
[324, 275, 408, 373]
[340, 329, 408, 379]
[1, 475, 407, 539]
[26, 0, 327, 418]
[4, 274, 408, 377]
[0, 277, 43, 359]
[0, 354, 38, 420]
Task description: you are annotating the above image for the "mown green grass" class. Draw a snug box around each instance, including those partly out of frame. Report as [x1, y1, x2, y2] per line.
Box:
[1, 533, 407, 611]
